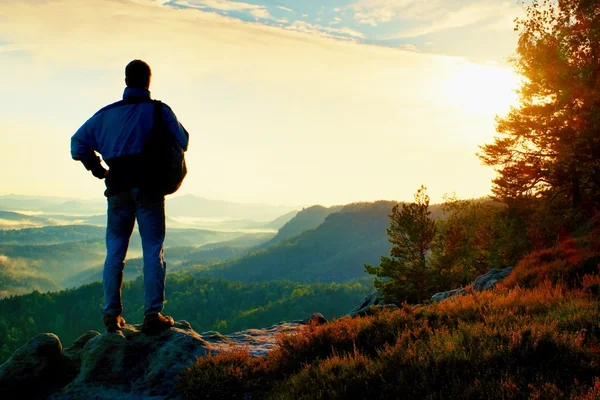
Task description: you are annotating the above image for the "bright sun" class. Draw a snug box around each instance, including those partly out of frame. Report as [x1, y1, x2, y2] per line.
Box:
[443, 63, 521, 117]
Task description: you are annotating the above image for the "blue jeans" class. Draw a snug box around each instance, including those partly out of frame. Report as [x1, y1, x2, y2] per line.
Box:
[102, 188, 166, 316]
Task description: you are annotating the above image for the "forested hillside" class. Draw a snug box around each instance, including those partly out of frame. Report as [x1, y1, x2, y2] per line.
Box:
[0, 254, 61, 297]
[0, 211, 57, 229]
[0, 240, 106, 287]
[257, 205, 343, 249]
[64, 240, 266, 288]
[0, 225, 104, 245]
[200, 201, 396, 283]
[0, 226, 277, 300]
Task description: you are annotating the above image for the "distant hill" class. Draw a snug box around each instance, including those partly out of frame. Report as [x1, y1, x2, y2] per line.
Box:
[63, 232, 276, 288]
[0, 195, 105, 215]
[0, 210, 59, 229]
[0, 194, 300, 231]
[0, 211, 51, 222]
[62, 258, 145, 289]
[0, 254, 61, 297]
[0, 225, 273, 291]
[167, 195, 299, 220]
[0, 240, 107, 283]
[258, 205, 343, 249]
[262, 211, 299, 230]
[0, 224, 264, 247]
[199, 201, 397, 283]
[211, 232, 275, 247]
[0, 225, 105, 245]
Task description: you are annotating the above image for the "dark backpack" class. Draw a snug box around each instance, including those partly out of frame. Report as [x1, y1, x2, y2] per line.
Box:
[143, 100, 187, 195]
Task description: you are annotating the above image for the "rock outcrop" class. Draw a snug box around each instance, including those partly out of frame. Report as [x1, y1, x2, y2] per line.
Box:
[430, 287, 468, 303]
[472, 267, 513, 291]
[347, 267, 515, 316]
[431, 267, 513, 303]
[347, 291, 398, 317]
[0, 320, 307, 400]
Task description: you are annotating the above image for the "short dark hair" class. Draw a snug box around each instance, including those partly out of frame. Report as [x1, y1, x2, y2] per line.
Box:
[125, 60, 152, 89]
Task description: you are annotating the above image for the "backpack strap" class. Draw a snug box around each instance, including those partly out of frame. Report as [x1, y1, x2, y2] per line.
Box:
[153, 100, 163, 128]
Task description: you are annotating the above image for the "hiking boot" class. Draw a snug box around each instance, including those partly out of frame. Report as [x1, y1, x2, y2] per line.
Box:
[103, 315, 127, 332]
[142, 313, 174, 334]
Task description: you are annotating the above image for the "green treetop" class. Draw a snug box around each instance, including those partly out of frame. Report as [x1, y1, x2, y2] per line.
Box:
[365, 186, 436, 304]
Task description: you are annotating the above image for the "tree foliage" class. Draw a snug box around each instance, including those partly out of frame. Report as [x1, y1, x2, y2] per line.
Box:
[429, 196, 531, 289]
[365, 186, 436, 303]
[479, 0, 600, 206]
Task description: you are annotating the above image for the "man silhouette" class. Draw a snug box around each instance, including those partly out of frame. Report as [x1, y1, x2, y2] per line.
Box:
[71, 60, 189, 333]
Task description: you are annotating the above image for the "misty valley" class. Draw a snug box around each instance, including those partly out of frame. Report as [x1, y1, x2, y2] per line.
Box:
[0, 194, 393, 362]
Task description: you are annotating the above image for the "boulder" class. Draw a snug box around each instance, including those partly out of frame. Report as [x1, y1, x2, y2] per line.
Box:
[431, 287, 468, 303]
[472, 267, 513, 291]
[431, 267, 514, 303]
[347, 291, 390, 317]
[0, 333, 73, 399]
[0, 319, 304, 400]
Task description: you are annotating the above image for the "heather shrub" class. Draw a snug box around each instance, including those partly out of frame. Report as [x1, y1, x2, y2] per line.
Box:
[504, 234, 600, 289]
[269, 350, 377, 400]
[177, 237, 600, 400]
[176, 348, 268, 400]
[267, 316, 372, 377]
[269, 284, 600, 399]
[571, 378, 600, 400]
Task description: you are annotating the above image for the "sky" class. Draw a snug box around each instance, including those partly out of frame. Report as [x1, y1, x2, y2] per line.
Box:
[0, 0, 526, 207]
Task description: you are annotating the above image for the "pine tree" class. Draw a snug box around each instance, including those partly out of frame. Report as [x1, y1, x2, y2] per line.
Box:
[479, 0, 600, 207]
[365, 186, 436, 304]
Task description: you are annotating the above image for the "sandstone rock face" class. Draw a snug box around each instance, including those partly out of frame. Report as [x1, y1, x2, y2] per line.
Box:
[0, 320, 302, 400]
[431, 267, 514, 303]
[0, 333, 73, 399]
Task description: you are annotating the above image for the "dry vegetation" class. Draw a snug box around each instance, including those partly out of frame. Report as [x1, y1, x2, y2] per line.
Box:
[177, 233, 600, 399]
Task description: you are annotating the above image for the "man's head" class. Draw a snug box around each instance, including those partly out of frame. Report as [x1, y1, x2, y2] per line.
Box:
[125, 60, 152, 89]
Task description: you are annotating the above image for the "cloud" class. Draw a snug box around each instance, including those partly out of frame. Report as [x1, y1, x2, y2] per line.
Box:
[331, 16, 342, 25]
[276, 5, 293, 13]
[398, 44, 419, 52]
[0, 0, 518, 206]
[283, 20, 364, 40]
[249, 8, 273, 20]
[0, 44, 22, 54]
[351, 0, 523, 37]
[351, 0, 437, 26]
[323, 26, 365, 39]
[174, 0, 274, 19]
[181, 0, 264, 12]
[388, 2, 521, 39]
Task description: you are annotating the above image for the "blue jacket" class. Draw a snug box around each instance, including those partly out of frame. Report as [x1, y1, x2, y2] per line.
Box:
[71, 87, 189, 196]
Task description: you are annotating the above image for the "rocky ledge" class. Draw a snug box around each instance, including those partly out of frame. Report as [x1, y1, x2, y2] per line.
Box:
[349, 267, 514, 316]
[0, 317, 323, 400]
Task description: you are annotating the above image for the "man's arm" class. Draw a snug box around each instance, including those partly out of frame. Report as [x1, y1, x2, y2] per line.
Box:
[162, 106, 189, 151]
[71, 118, 108, 179]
